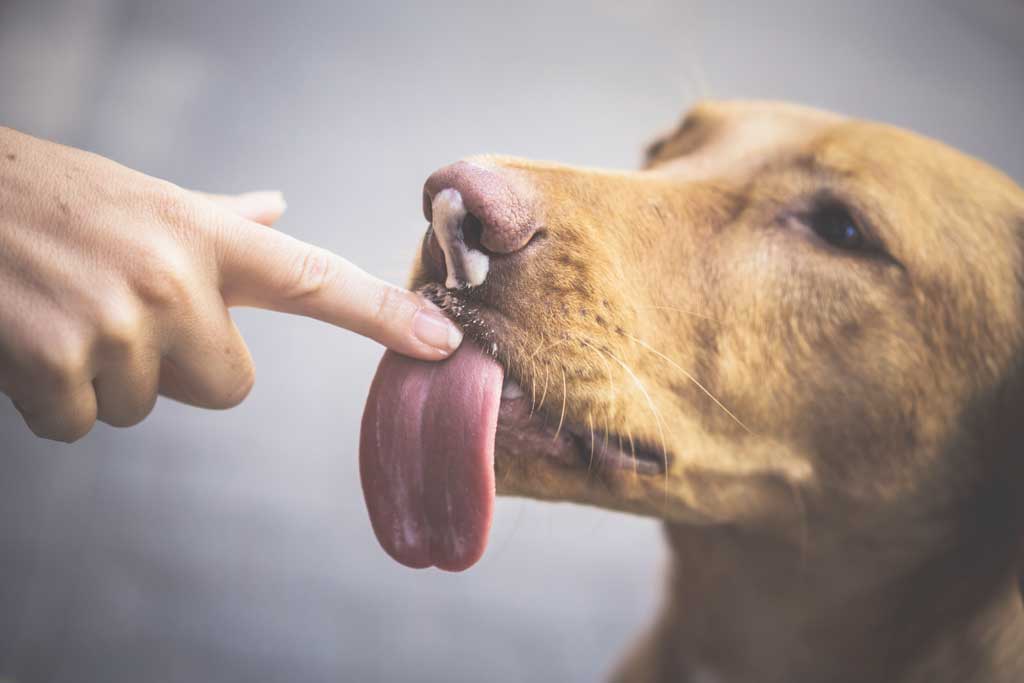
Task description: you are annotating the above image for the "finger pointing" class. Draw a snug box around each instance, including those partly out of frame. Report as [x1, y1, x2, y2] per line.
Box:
[214, 220, 462, 360]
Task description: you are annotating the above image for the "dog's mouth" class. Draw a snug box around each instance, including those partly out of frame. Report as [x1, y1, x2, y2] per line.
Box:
[359, 285, 665, 573]
[421, 285, 667, 477]
[495, 380, 666, 477]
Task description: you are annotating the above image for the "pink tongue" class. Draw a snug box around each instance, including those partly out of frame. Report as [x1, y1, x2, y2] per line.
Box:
[359, 343, 503, 571]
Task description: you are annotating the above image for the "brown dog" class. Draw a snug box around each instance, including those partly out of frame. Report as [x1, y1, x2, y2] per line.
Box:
[361, 100, 1024, 682]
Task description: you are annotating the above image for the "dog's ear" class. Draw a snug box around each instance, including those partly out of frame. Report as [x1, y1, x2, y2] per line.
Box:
[640, 108, 716, 169]
[641, 132, 671, 169]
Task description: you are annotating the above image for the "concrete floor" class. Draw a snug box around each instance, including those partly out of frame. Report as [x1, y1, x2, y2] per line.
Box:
[0, 1, 1021, 681]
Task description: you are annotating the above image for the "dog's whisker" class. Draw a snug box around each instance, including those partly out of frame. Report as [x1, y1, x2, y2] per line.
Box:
[688, 58, 712, 101]
[602, 413, 612, 473]
[587, 412, 597, 477]
[524, 338, 577, 417]
[626, 427, 638, 477]
[626, 333, 752, 434]
[579, 339, 671, 494]
[527, 337, 566, 362]
[580, 343, 627, 474]
[528, 357, 539, 417]
[593, 342, 671, 507]
[523, 338, 548, 417]
[584, 341, 618, 412]
[635, 304, 718, 323]
[498, 445, 516, 488]
[537, 366, 550, 413]
[553, 368, 568, 443]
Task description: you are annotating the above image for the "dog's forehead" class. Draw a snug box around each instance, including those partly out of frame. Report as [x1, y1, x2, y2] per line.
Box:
[692, 99, 846, 133]
[649, 100, 847, 178]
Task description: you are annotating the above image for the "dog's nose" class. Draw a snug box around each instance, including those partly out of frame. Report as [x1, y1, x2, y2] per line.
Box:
[422, 161, 539, 289]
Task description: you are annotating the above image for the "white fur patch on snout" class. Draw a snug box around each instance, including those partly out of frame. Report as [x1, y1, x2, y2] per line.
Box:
[432, 188, 490, 289]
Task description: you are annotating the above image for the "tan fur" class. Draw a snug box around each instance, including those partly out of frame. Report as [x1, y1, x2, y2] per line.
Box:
[412, 100, 1024, 682]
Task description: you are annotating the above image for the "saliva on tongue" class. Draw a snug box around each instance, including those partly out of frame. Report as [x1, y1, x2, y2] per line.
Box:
[359, 342, 503, 571]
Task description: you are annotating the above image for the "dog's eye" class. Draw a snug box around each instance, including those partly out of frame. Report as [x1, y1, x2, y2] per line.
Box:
[808, 204, 864, 251]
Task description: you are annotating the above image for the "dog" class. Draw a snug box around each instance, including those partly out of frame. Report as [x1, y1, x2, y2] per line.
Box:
[359, 100, 1024, 682]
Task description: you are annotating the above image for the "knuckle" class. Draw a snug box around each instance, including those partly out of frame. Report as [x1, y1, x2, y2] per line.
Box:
[145, 179, 194, 230]
[132, 245, 194, 310]
[27, 332, 88, 392]
[283, 246, 338, 302]
[95, 300, 144, 357]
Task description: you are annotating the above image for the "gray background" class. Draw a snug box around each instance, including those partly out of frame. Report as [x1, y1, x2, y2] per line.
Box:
[0, 1, 1022, 682]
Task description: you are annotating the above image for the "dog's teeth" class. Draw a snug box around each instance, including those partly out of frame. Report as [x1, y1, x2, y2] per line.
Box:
[501, 378, 525, 400]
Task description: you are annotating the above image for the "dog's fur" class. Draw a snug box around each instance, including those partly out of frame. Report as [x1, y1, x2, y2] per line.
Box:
[413, 100, 1024, 682]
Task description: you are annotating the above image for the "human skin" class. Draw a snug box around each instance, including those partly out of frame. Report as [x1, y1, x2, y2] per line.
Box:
[0, 126, 462, 443]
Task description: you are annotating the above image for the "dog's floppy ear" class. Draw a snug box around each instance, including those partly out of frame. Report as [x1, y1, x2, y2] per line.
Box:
[640, 107, 717, 169]
[641, 131, 673, 169]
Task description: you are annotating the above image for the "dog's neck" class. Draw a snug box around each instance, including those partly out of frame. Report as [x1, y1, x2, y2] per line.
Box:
[617, 515, 1024, 683]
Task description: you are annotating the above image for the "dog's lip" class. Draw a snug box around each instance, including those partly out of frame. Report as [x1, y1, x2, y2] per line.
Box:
[571, 426, 667, 475]
[418, 283, 667, 476]
[495, 394, 666, 475]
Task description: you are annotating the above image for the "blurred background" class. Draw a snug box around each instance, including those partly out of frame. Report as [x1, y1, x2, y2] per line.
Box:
[0, 1, 1022, 681]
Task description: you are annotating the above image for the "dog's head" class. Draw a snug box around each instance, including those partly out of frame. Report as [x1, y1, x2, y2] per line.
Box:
[362, 100, 1024, 570]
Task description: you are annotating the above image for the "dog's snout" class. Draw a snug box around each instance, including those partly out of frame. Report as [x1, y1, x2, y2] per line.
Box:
[422, 161, 539, 288]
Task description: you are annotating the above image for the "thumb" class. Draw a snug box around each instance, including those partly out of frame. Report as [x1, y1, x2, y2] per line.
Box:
[212, 217, 464, 361]
[196, 190, 287, 227]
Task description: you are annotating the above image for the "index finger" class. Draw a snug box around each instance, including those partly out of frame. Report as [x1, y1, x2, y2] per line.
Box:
[214, 219, 463, 360]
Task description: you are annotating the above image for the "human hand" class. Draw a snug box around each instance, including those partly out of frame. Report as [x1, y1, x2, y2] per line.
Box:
[0, 126, 462, 442]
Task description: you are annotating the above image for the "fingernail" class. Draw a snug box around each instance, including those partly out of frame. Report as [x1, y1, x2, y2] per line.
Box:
[413, 307, 463, 353]
[239, 191, 286, 216]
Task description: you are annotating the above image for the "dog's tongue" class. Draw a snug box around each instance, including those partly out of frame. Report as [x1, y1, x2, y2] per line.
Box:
[359, 343, 503, 572]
